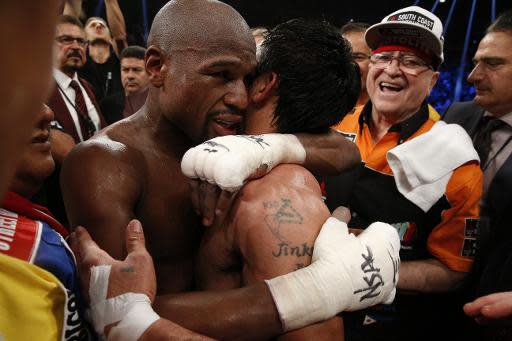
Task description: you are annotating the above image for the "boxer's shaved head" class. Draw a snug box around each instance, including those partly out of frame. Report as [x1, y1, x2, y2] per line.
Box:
[148, 0, 254, 56]
[145, 0, 256, 143]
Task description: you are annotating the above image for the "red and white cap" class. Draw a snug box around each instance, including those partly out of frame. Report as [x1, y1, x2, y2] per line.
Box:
[365, 6, 444, 69]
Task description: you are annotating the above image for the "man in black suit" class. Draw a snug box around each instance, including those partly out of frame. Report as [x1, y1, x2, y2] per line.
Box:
[444, 10, 512, 337]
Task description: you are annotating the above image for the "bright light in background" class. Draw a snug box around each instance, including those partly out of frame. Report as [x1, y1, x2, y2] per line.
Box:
[440, 0, 446, 3]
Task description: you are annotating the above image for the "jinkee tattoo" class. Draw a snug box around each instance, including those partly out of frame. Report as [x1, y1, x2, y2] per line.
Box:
[263, 198, 304, 243]
[272, 242, 314, 257]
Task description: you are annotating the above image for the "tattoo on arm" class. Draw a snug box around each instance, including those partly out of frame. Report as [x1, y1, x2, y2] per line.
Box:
[263, 198, 303, 243]
[120, 266, 135, 273]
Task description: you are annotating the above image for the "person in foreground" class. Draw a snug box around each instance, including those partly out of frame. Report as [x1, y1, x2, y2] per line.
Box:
[192, 18, 366, 340]
[0, 104, 91, 340]
[183, 5, 483, 341]
[63, 1, 399, 339]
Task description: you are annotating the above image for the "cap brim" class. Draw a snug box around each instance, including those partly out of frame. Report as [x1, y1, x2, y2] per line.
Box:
[365, 21, 442, 60]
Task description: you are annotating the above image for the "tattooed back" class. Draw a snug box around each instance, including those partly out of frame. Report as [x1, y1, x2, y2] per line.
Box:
[196, 164, 343, 340]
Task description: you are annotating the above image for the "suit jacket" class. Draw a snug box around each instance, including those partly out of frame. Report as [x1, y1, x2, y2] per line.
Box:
[47, 77, 107, 143]
[444, 101, 512, 296]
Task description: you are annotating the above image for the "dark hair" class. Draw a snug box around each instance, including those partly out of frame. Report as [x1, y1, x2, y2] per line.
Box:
[487, 9, 512, 33]
[85, 16, 108, 28]
[120, 45, 147, 61]
[57, 15, 84, 29]
[340, 21, 370, 35]
[257, 18, 360, 134]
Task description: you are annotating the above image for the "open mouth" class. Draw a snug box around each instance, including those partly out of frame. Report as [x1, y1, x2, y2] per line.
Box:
[211, 114, 243, 136]
[379, 82, 403, 92]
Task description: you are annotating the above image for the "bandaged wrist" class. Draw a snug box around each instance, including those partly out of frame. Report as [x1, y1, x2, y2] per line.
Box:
[108, 299, 160, 341]
[265, 218, 400, 332]
[181, 134, 306, 192]
[260, 134, 306, 169]
[88, 265, 159, 341]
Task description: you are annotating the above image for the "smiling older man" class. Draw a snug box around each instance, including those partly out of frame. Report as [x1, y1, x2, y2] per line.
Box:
[321, 6, 483, 341]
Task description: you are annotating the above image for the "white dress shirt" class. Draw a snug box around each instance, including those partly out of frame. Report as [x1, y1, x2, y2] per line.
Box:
[53, 69, 101, 141]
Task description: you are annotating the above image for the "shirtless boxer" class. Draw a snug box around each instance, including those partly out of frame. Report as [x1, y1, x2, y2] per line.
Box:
[193, 19, 356, 340]
[61, 0, 358, 293]
[62, 0, 358, 298]
[63, 2, 400, 339]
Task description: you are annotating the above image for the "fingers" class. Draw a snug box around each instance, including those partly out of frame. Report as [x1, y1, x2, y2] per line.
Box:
[465, 292, 512, 322]
[332, 206, 351, 223]
[189, 180, 222, 226]
[189, 180, 201, 215]
[74, 225, 99, 260]
[199, 182, 221, 226]
[125, 219, 146, 254]
[215, 190, 236, 217]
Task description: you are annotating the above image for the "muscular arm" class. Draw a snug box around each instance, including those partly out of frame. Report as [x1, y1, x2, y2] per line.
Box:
[296, 129, 360, 175]
[398, 258, 466, 293]
[104, 0, 128, 56]
[154, 283, 282, 340]
[61, 139, 142, 258]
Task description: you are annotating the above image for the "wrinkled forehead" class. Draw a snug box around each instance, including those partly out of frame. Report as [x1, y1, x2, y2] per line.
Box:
[167, 18, 256, 67]
[174, 40, 257, 74]
[476, 31, 512, 57]
[56, 22, 85, 38]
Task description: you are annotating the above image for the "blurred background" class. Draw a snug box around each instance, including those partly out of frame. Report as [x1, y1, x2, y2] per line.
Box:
[83, 0, 510, 113]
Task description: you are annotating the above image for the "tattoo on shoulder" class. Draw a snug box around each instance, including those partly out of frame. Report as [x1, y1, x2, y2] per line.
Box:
[120, 266, 135, 273]
[263, 198, 304, 243]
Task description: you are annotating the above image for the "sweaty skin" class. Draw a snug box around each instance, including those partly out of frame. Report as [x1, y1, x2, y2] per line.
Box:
[62, 110, 202, 293]
[61, 0, 257, 295]
[196, 164, 344, 340]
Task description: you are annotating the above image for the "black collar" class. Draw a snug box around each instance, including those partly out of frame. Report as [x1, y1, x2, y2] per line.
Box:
[358, 101, 430, 144]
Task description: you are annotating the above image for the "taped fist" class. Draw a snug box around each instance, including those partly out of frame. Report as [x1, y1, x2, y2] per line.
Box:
[181, 134, 306, 192]
[266, 217, 400, 331]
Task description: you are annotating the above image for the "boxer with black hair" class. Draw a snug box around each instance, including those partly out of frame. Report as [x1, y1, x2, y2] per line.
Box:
[65, 2, 399, 340]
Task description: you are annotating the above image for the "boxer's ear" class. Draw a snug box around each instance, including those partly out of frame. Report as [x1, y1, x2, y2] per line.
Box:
[145, 46, 165, 87]
[251, 72, 278, 103]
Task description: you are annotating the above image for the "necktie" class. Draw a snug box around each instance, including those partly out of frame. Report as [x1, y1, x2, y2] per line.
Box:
[473, 116, 504, 167]
[69, 80, 95, 140]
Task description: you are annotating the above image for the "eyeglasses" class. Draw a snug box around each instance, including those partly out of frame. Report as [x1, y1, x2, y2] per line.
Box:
[55, 35, 87, 47]
[370, 52, 432, 75]
[352, 53, 370, 63]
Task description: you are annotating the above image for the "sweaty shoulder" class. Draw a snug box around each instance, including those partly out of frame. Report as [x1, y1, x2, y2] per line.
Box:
[63, 118, 146, 175]
[240, 164, 322, 202]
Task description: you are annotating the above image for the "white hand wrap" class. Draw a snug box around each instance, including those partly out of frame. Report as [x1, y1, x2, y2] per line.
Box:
[88, 265, 159, 341]
[265, 218, 400, 331]
[181, 134, 306, 192]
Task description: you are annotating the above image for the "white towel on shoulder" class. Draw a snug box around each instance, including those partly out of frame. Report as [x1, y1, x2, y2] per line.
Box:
[387, 120, 479, 212]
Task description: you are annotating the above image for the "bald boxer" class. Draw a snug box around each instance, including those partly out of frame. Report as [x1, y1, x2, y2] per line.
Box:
[69, 11, 400, 341]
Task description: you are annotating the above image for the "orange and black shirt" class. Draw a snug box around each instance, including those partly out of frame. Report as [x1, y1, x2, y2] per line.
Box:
[324, 101, 482, 272]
